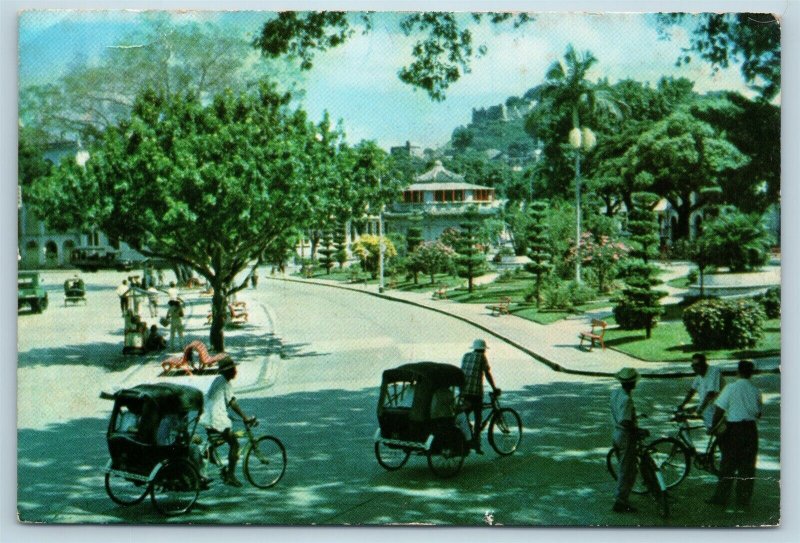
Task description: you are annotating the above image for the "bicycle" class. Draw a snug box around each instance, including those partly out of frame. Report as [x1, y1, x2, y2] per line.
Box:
[467, 390, 523, 455]
[202, 418, 287, 489]
[607, 428, 670, 518]
[606, 409, 719, 493]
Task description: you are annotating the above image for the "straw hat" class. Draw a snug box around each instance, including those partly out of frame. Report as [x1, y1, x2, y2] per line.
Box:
[472, 339, 488, 351]
[615, 367, 640, 383]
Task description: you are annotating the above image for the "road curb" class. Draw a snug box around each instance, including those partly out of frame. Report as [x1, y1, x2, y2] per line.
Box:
[265, 276, 773, 380]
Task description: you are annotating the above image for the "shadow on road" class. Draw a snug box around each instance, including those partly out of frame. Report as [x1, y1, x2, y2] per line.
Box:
[17, 375, 780, 526]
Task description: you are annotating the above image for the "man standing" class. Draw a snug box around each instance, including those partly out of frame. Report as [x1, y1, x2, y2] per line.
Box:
[707, 360, 762, 510]
[678, 353, 724, 432]
[201, 357, 256, 487]
[116, 279, 130, 316]
[611, 367, 640, 513]
[166, 299, 185, 350]
[460, 339, 499, 454]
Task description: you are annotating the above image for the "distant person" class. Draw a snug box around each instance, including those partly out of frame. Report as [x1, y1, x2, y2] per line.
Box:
[250, 270, 259, 288]
[146, 286, 159, 318]
[611, 367, 641, 514]
[707, 360, 763, 510]
[116, 279, 130, 316]
[167, 281, 179, 302]
[201, 357, 255, 487]
[459, 338, 499, 454]
[678, 353, 724, 432]
[144, 325, 167, 353]
[166, 299, 185, 350]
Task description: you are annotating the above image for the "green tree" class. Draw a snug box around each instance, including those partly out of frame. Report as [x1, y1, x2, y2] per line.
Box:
[657, 13, 780, 100]
[333, 222, 349, 269]
[409, 241, 456, 285]
[28, 83, 338, 352]
[454, 210, 486, 292]
[352, 235, 397, 279]
[253, 12, 533, 101]
[613, 260, 667, 339]
[405, 219, 425, 284]
[626, 192, 660, 264]
[703, 207, 771, 272]
[318, 227, 336, 274]
[524, 200, 552, 307]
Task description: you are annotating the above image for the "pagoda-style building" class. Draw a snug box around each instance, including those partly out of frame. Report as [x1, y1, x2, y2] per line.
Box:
[384, 161, 504, 241]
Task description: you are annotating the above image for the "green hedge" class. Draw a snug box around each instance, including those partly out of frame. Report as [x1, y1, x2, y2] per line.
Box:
[756, 286, 781, 319]
[682, 298, 766, 349]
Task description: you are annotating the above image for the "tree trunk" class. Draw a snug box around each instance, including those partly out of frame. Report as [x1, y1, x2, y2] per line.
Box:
[210, 286, 227, 352]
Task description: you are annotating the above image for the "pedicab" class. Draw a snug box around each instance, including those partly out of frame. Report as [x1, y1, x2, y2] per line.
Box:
[102, 383, 205, 515]
[373, 362, 471, 478]
[63, 276, 86, 306]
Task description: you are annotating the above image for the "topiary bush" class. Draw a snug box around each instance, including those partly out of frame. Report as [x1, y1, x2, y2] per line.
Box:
[756, 286, 781, 319]
[539, 280, 596, 309]
[682, 298, 766, 349]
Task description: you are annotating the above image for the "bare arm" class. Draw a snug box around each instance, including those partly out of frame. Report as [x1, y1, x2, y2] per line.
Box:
[228, 397, 253, 423]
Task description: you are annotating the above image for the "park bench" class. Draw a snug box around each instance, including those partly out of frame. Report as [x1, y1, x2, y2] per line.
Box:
[160, 340, 228, 375]
[578, 319, 607, 351]
[229, 301, 249, 325]
[486, 296, 511, 316]
[432, 285, 448, 300]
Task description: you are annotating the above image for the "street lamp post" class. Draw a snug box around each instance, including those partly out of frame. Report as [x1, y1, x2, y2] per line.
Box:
[568, 127, 596, 284]
[378, 175, 385, 293]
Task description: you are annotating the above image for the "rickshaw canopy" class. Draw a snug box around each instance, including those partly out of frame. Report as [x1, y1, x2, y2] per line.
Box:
[112, 383, 204, 414]
[381, 362, 465, 390]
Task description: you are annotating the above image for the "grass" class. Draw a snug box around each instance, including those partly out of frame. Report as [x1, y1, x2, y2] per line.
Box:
[603, 316, 781, 362]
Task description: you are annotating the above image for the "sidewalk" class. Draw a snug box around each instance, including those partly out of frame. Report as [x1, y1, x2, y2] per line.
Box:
[267, 272, 780, 379]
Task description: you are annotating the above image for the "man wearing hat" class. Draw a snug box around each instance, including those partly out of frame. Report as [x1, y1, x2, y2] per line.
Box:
[611, 367, 640, 513]
[460, 339, 500, 454]
[678, 353, 724, 433]
[201, 356, 256, 487]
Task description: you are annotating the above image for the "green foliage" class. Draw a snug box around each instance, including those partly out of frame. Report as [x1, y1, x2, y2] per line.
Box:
[318, 228, 336, 274]
[524, 200, 553, 306]
[254, 12, 533, 101]
[626, 192, 660, 263]
[570, 232, 628, 293]
[613, 260, 667, 338]
[333, 223, 348, 269]
[351, 234, 397, 279]
[453, 212, 486, 292]
[408, 241, 456, 284]
[682, 298, 766, 349]
[539, 280, 597, 310]
[701, 207, 771, 272]
[756, 286, 781, 319]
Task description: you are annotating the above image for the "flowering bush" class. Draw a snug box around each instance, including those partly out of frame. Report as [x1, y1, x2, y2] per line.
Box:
[682, 298, 766, 349]
[408, 241, 456, 284]
[352, 235, 398, 279]
[567, 232, 629, 292]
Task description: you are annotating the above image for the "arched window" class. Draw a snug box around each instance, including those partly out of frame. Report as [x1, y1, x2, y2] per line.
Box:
[45, 240, 59, 265]
[23, 240, 39, 267]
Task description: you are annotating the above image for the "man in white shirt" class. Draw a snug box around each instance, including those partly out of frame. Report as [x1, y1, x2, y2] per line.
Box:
[167, 281, 179, 302]
[678, 353, 724, 432]
[116, 279, 130, 316]
[611, 367, 640, 513]
[707, 359, 762, 510]
[201, 356, 255, 487]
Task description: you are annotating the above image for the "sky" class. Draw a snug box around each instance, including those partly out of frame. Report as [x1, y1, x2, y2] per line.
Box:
[18, 10, 761, 150]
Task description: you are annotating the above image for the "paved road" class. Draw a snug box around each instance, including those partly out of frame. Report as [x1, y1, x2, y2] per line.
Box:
[16, 272, 781, 526]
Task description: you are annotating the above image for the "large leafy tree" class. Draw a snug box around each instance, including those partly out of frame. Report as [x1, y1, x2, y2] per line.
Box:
[657, 13, 781, 100]
[253, 12, 533, 101]
[28, 82, 338, 351]
[622, 108, 749, 239]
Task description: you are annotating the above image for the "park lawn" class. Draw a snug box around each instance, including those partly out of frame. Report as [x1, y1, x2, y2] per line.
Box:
[603, 317, 781, 362]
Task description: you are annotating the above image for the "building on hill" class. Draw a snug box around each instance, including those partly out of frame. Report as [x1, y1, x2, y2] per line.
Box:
[390, 140, 425, 159]
[471, 104, 508, 124]
[383, 160, 505, 242]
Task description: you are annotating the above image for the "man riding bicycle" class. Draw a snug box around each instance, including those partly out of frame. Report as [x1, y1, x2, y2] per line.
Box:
[460, 339, 500, 454]
[201, 356, 256, 487]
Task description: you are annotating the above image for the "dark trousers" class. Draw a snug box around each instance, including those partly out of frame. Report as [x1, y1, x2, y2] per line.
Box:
[711, 421, 758, 506]
[462, 393, 482, 444]
[613, 429, 637, 503]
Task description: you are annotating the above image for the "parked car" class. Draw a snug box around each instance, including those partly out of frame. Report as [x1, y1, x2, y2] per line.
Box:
[70, 246, 136, 272]
[18, 271, 49, 313]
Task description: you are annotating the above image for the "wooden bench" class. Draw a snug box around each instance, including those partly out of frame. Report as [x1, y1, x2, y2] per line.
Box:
[161, 340, 228, 375]
[579, 319, 607, 351]
[229, 302, 249, 325]
[486, 297, 511, 316]
[432, 285, 448, 300]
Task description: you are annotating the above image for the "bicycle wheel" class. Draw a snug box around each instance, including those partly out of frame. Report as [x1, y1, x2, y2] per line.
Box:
[705, 438, 721, 476]
[640, 455, 670, 519]
[375, 440, 411, 471]
[244, 435, 287, 489]
[150, 458, 200, 516]
[488, 408, 522, 455]
[105, 469, 150, 506]
[606, 447, 647, 495]
[646, 437, 691, 489]
[427, 427, 466, 478]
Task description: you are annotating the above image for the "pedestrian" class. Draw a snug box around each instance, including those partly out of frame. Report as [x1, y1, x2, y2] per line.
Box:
[611, 367, 641, 513]
[144, 324, 167, 353]
[116, 279, 130, 316]
[459, 338, 500, 454]
[157, 269, 165, 288]
[146, 286, 159, 318]
[250, 270, 259, 288]
[678, 353, 724, 432]
[167, 281, 179, 302]
[200, 356, 256, 487]
[166, 299, 185, 350]
[706, 360, 763, 511]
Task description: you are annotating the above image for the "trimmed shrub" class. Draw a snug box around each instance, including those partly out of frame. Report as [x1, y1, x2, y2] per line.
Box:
[682, 298, 766, 349]
[540, 280, 597, 309]
[756, 286, 781, 318]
